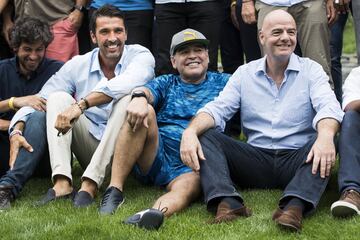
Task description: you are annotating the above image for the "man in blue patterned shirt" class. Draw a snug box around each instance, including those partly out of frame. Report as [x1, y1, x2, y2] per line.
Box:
[98, 29, 229, 230]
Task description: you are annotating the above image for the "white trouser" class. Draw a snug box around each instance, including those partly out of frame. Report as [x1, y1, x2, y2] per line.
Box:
[46, 92, 130, 187]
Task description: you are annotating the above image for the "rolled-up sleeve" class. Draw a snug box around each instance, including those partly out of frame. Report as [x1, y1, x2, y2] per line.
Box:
[197, 68, 243, 131]
[310, 62, 344, 129]
[9, 106, 35, 133]
[91, 46, 155, 101]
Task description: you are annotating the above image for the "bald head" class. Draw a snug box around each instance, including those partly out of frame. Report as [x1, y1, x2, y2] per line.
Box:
[259, 9, 297, 63]
[261, 10, 296, 32]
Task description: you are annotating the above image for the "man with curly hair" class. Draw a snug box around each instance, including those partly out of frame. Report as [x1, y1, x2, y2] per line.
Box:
[0, 17, 63, 209]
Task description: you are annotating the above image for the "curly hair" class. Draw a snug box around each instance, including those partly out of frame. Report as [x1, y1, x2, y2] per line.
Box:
[9, 17, 53, 49]
[89, 4, 126, 33]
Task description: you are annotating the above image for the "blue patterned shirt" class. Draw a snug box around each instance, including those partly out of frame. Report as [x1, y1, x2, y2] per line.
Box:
[146, 71, 230, 141]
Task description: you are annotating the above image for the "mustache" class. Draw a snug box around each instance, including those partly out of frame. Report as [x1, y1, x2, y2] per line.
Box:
[103, 40, 122, 47]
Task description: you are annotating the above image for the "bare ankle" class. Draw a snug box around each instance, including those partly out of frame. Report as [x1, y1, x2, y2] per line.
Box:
[53, 175, 72, 196]
[80, 178, 98, 198]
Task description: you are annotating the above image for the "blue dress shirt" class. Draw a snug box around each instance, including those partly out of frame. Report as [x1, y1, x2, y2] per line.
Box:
[10, 45, 155, 140]
[199, 53, 344, 150]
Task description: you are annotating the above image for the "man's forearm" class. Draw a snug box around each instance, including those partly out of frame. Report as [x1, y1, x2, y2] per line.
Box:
[131, 87, 154, 105]
[344, 100, 360, 112]
[186, 112, 216, 136]
[0, 119, 10, 131]
[75, 0, 89, 7]
[316, 118, 340, 138]
[79, 92, 113, 110]
[0, 0, 9, 13]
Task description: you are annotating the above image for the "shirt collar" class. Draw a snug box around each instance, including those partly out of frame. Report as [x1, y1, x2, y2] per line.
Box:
[255, 53, 301, 76]
[90, 47, 124, 75]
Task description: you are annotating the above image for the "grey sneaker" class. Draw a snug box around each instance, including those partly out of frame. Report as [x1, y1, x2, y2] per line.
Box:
[123, 208, 165, 230]
[0, 186, 14, 211]
[331, 189, 360, 217]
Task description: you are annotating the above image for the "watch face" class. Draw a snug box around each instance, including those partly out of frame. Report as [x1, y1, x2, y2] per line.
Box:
[75, 5, 84, 12]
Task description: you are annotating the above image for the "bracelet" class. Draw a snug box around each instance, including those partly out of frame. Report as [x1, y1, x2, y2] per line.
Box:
[8, 97, 16, 110]
[231, 1, 237, 7]
[73, 102, 85, 114]
[9, 129, 22, 139]
[242, 0, 253, 3]
[81, 98, 90, 109]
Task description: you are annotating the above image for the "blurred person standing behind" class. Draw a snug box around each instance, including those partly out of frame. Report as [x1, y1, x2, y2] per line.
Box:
[2, 0, 89, 62]
[153, 0, 223, 76]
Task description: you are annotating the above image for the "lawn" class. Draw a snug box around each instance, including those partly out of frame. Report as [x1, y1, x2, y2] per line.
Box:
[2, 10, 359, 240]
[1, 163, 359, 240]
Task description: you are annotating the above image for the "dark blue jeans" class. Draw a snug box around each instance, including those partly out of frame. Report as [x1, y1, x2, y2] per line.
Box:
[330, 13, 348, 103]
[338, 110, 360, 194]
[0, 111, 50, 198]
[199, 129, 330, 213]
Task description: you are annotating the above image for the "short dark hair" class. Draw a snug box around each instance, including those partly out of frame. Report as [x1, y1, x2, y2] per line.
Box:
[89, 4, 126, 33]
[9, 17, 53, 49]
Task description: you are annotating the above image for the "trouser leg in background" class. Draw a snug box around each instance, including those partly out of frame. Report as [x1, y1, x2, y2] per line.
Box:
[351, 0, 360, 64]
[330, 13, 348, 103]
[124, 10, 154, 52]
[46, 19, 79, 62]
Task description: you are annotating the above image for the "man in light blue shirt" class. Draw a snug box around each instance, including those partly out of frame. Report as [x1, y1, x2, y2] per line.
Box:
[7, 5, 155, 208]
[181, 10, 343, 232]
[241, 0, 336, 85]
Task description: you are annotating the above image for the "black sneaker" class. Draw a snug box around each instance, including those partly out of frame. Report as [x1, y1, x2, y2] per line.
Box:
[123, 208, 164, 230]
[99, 186, 124, 215]
[0, 185, 14, 211]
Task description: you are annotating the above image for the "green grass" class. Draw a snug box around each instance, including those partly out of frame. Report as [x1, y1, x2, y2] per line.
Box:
[1, 163, 359, 240]
[343, 15, 356, 54]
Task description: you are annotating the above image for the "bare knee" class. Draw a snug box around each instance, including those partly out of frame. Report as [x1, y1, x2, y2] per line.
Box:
[168, 172, 201, 200]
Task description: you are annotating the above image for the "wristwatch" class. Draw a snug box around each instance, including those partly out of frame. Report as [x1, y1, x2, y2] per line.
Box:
[73, 5, 86, 13]
[131, 90, 147, 101]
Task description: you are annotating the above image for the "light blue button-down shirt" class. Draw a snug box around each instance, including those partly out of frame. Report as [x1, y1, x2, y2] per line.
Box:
[10, 45, 155, 140]
[199, 54, 344, 150]
[259, 0, 308, 7]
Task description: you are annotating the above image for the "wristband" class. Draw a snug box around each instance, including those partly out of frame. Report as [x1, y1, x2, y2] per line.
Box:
[8, 97, 16, 110]
[131, 90, 148, 101]
[9, 129, 22, 139]
[242, 0, 253, 3]
[81, 97, 90, 109]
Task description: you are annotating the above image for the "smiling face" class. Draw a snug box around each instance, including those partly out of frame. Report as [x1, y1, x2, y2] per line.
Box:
[170, 43, 209, 84]
[259, 10, 297, 62]
[15, 40, 45, 77]
[91, 16, 127, 63]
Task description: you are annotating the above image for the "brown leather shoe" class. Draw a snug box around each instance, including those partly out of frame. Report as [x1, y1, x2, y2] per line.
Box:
[212, 201, 252, 224]
[331, 189, 360, 218]
[272, 206, 302, 232]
